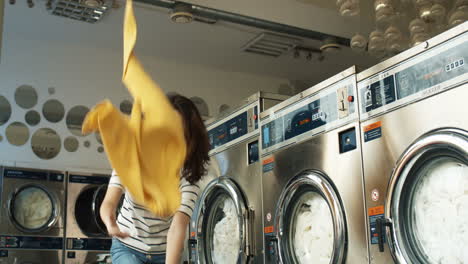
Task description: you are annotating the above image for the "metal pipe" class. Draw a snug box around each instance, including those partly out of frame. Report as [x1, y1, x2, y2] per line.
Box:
[135, 0, 350, 46]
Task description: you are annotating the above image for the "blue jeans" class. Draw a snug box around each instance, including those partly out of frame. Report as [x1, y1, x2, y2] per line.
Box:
[111, 238, 166, 264]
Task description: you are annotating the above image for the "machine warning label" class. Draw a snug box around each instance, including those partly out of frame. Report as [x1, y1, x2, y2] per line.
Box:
[364, 121, 382, 142]
[369, 206, 385, 244]
[264, 226, 274, 234]
[262, 157, 275, 173]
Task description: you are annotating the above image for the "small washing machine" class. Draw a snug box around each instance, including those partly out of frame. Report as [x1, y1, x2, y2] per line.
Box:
[65, 172, 116, 264]
[260, 67, 369, 264]
[0, 167, 66, 264]
[189, 92, 288, 264]
[358, 23, 468, 264]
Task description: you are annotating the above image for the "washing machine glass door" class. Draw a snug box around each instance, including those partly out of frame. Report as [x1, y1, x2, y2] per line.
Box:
[75, 185, 108, 237]
[276, 171, 346, 264]
[8, 184, 58, 233]
[196, 177, 250, 264]
[385, 128, 468, 264]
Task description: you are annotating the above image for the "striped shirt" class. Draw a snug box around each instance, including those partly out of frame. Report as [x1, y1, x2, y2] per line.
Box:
[109, 170, 200, 254]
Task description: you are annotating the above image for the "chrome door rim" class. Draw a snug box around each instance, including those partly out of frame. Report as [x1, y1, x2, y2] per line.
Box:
[195, 177, 249, 264]
[385, 128, 468, 264]
[275, 170, 347, 264]
[7, 183, 59, 233]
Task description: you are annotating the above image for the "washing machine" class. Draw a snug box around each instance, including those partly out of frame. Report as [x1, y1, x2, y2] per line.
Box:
[358, 23, 468, 264]
[0, 167, 66, 264]
[65, 172, 116, 264]
[261, 66, 369, 264]
[189, 92, 288, 264]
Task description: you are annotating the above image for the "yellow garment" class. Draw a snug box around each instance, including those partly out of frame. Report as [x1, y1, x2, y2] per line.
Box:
[82, 0, 186, 218]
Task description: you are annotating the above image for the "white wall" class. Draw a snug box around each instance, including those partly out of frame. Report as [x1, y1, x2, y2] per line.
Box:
[0, 5, 288, 171]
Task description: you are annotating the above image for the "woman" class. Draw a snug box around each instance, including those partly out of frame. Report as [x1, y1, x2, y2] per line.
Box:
[100, 94, 210, 264]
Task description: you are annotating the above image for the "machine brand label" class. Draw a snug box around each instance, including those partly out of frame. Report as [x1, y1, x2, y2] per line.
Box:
[368, 206, 385, 244]
[262, 157, 275, 173]
[264, 226, 274, 234]
[363, 121, 382, 142]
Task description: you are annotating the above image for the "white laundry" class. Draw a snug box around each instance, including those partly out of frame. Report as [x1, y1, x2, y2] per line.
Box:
[212, 197, 240, 264]
[13, 188, 53, 229]
[413, 159, 468, 264]
[293, 192, 334, 264]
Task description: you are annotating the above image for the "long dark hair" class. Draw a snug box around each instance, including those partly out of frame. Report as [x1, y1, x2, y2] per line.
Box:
[168, 94, 210, 184]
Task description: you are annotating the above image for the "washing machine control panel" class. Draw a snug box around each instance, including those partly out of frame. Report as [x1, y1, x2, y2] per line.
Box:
[358, 32, 467, 120]
[207, 103, 259, 154]
[260, 75, 357, 155]
[4, 168, 64, 182]
[0, 235, 63, 249]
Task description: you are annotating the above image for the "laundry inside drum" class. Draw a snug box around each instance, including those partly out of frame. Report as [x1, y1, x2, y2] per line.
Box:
[411, 157, 468, 263]
[291, 192, 334, 264]
[12, 186, 54, 230]
[210, 194, 240, 264]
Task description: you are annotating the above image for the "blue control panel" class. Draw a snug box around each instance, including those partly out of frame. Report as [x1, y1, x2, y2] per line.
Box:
[4, 169, 64, 182]
[359, 35, 467, 117]
[261, 76, 356, 153]
[0, 236, 63, 250]
[208, 111, 249, 151]
[66, 238, 112, 251]
[69, 175, 109, 185]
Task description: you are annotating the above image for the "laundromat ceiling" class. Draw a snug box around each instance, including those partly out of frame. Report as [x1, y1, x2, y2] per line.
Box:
[3, 1, 378, 83]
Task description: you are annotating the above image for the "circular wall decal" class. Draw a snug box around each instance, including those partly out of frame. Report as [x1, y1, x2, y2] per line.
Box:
[0, 96, 12, 126]
[64, 136, 79, 152]
[66, 105, 90, 136]
[6, 122, 30, 146]
[25, 110, 41, 126]
[31, 128, 61, 160]
[15, 85, 38, 109]
[48, 87, 56, 95]
[97, 146, 104, 153]
[84, 140, 91, 148]
[43, 99, 65, 123]
[120, 100, 132, 115]
[190, 96, 209, 117]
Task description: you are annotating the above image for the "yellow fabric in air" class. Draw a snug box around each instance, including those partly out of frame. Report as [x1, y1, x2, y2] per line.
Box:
[81, 0, 186, 218]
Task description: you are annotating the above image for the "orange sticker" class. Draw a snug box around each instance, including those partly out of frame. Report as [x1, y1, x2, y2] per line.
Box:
[264, 226, 274, 234]
[364, 121, 382, 132]
[190, 232, 196, 238]
[262, 157, 275, 165]
[368, 205, 384, 216]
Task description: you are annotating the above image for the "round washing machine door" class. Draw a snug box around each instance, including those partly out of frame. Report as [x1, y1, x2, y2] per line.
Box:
[384, 128, 468, 264]
[195, 177, 252, 264]
[75, 185, 109, 237]
[8, 184, 59, 233]
[275, 170, 347, 264]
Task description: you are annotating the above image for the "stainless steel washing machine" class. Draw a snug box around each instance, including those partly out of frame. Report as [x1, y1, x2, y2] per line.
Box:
[64, 172, 115, 264]
[261, 67, 369, 264]
[189, 92, 288, 264]
[0, 167, 66, 264]
[358, 23, 468, 264]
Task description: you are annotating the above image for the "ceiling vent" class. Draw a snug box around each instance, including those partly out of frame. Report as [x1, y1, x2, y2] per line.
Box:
[50, 0, 112, 23]
[242, 32, 302, 57]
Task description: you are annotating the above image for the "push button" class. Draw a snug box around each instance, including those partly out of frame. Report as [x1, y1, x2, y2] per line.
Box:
[347, 95, 354, 102]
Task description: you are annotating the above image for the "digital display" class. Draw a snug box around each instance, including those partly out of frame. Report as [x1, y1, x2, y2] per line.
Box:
[298, 118, 311, 126]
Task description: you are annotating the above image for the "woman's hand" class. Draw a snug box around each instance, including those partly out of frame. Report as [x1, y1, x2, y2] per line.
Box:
[100, 186, 129, 238]
[106, 221, 129, 239]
